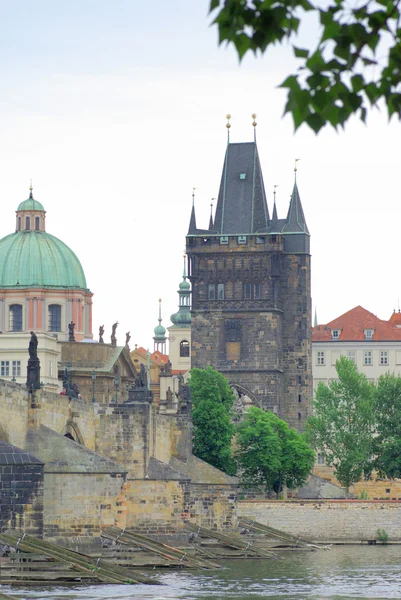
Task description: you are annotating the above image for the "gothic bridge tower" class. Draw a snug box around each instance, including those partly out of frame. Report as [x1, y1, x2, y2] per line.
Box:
[186, 125, 312, 430]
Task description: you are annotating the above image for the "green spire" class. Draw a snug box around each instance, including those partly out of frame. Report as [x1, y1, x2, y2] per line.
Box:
[170, 256, 191, 327]
[153, 299, 167, 340]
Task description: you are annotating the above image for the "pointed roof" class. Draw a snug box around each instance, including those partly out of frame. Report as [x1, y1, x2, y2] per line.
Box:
[208, 213, 214, 230]
[312, 306, 401, 341]
[187, 204, 197, 234]
[282, 181, 309, 235]
[213, 142, 269, 235]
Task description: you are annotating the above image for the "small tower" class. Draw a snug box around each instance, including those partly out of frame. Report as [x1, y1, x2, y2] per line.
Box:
[168, 257, 191, 371]
[153, 299, 167, 354]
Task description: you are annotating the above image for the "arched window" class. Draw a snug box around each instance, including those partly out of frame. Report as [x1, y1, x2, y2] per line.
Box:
[180, 340, 190, 357]
[35, 216, 40, 230]
[25, 216, 30, 230]
[9, 304, 23, 332]
[48, 304, 61, 331]
[18, 217, 21, 231]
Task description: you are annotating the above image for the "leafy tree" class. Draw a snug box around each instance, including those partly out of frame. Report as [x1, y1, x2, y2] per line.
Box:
[188, 366, 236, 475]
[235, 407, 315, 494]
[374, 373, 401, 478]
[210, 0, 401, 132]
[306, 356, 375, 494]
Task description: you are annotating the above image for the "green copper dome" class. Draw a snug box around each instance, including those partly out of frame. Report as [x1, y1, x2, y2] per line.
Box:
[17, 197, 45, 212]
[154, 323, 166, 337]
[0, 231, 88, 289]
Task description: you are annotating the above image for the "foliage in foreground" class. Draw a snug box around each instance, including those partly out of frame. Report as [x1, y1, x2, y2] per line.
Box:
[306, 356, 375, 492]
[210, 0, 401, 133]
[374, 373, 401, 479]
[236, 407, 315, 494]
[188, 366, 236, 475]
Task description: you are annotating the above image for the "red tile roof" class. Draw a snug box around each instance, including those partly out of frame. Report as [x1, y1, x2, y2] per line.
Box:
[313, 305, 401, 342]
[151, 351, 169, 364]
[389, 310, 401, 326]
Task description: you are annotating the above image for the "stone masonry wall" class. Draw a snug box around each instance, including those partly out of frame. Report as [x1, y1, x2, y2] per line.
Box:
[0, 462, 44, 536]
[238, 500, 401, 541]
[124, 478, 188, 533]
[186, 484, 238, 530]
[43, 472, 126, 538]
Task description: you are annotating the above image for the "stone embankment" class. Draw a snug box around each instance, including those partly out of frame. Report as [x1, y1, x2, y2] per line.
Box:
[238, 500, 401, 542]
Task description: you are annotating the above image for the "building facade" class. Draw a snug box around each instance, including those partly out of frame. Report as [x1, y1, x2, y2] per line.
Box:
[313, 305, 401, 387]
[186, 138, 312, 430]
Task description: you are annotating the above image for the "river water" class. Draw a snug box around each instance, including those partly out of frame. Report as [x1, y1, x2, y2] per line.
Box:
[2, 545, 401, 600]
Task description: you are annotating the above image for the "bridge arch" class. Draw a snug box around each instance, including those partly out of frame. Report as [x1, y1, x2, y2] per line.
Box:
[61, 420, 85, 446]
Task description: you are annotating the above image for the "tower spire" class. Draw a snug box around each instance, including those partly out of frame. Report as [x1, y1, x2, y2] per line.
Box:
[282, 165, 309, 235]
[187, 188, 197, 234]
[153, 298, 167, 353]
[272, 185, 278, 222]
[209, 198, 215, 230]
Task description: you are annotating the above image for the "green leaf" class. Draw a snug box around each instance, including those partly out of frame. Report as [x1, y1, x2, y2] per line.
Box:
[351, 74, 365, 92]
[293, 46, 309, 58]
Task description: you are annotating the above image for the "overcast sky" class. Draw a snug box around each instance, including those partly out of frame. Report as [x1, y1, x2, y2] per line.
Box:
[0, 1, 400, 349]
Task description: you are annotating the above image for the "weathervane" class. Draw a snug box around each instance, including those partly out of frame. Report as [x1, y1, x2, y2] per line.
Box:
[294, 158, 301, 179]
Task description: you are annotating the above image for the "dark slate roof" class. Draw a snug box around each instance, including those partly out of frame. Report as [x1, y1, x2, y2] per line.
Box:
[213, 142, 269, 235]
[0, 440, 43, 465]
[282, 181, 310, 235]
[187, 205, 197, 235]
[24, 426, 127, 474]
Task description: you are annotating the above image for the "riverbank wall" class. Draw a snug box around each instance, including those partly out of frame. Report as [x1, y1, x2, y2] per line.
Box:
[238, 500, 401, 542]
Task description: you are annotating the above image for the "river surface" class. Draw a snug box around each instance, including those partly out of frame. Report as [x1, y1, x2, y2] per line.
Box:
[2, 545, 401, 600]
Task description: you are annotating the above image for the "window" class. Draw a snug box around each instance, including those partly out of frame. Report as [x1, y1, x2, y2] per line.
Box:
[180, 340, 190, 358]
[208, 284, 215, 300]
[364, 329, 374, 339]
[254, 283, 260, 299]
[217, 283, 224, 300]
[317, 453, 325, 465]
[35, 216, 40, 230]
[317, 351, 325, 366]
[9, 304, 23, 331]
[25, 216, 30, 230]
[348, 351, 356, 362]
[331, 329, 340, 339]
[239, 173, 246, 180]
[1, 361, 10, 377]
[18, 217, 21, 231]
[244, 283, 251, 299]
[298, 394, 302, 403]
[364, 351, 372, 365]
[48, 304, 61, 331]
[298, 412, 302, 421]
[380, 351, 389, 365]
[12, 361, 21, 377]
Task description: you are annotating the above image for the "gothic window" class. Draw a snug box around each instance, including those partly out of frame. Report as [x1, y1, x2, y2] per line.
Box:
[254, 283, 260, 299]
[48, 304, 61, 331]
[25, 216, 30, 230]
[35, 216, 40, 230]
[243, 283, 251, 299]
[217, 283, 224, 300]
[9, 304, 22, 331]
[208, 284, 215, 300]
[180, 340, 190, 357]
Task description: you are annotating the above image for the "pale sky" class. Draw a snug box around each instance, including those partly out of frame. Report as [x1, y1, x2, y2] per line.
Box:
[0, 1, 400, 349]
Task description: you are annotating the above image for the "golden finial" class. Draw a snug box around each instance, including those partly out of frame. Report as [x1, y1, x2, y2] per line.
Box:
[158, 298, 162, 303]
[29, 179, 33, 198]
[294, 158, 300, 172]
[192, 187, 196, 206]
[273, 184, 278, 200]
[252, 113, 257, 127]
[226, 114, 231, 144]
